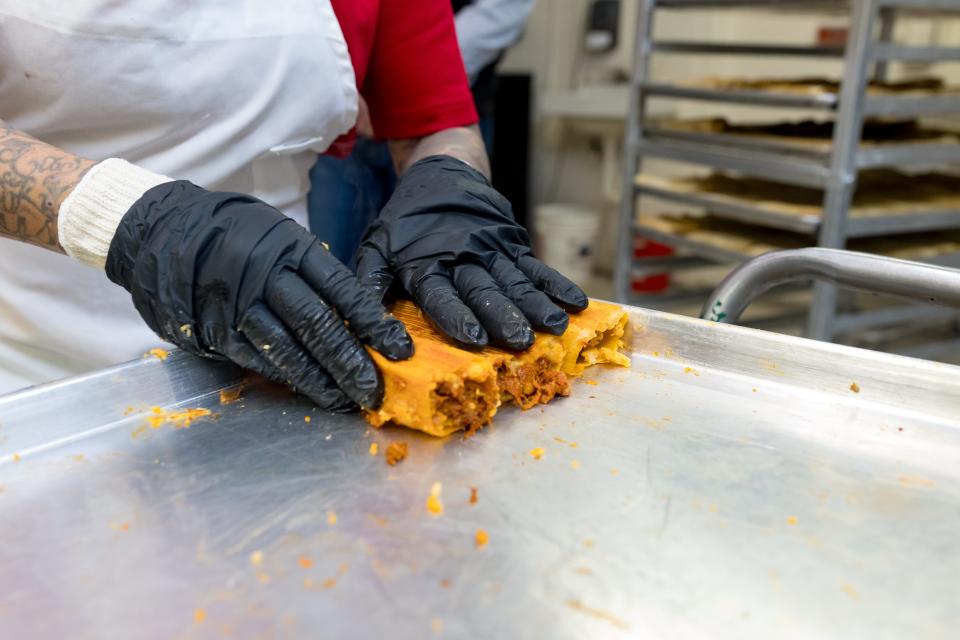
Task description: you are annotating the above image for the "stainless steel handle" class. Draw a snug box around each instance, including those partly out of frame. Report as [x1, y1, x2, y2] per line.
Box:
[702, 248, 960, 324]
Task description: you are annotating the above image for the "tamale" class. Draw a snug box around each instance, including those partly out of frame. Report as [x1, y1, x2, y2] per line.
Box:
[365, 300, 630, 437]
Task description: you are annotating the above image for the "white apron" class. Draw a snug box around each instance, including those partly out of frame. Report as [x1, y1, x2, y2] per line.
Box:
[0, 0, 358, 393]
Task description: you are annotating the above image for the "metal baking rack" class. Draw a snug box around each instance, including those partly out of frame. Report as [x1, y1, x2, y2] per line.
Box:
[616, 0, 960, 344]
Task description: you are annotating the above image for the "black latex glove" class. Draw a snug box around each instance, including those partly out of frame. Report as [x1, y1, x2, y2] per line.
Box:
[105, 181, 413, 411]
[355, 155, 588, 351]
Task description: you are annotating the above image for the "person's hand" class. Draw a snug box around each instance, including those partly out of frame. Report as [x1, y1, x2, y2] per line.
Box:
[354, 155, 588, 351]
[105, 181, 413, 411]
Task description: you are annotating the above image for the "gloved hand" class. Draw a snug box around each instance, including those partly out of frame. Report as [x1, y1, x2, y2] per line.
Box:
[355, 155, 588, 351]
[105, 180, 413, 411]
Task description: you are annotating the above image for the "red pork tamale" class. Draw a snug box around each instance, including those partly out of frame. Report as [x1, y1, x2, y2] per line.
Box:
[364, 300, 630, 437]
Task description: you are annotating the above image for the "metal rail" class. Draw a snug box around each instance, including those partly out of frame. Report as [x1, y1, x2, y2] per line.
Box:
[702, 248, 960, 324]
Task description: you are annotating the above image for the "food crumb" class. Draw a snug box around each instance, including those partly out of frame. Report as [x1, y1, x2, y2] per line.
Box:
[431, 618, 444, 634]
[249, 550, 264, 567]
[850, 382, 860, 393]
[193, 609, 206, 624]
[469, 487, 478, 505]
[304, 416, 311, 423]
[297, 556, 313, 569]
[786, 516, 798, 526]
[583, 539, 594, 548]
[322, 578, 337, 589]
[439, 579, 451, 589]
[326, 510, 337, 526]
[146, 407, 212, 429]
[123, 406, 136, 415]
[147, 348, 169, 361]
[179, 324, 192, 337]
[368, 442, 378, 456]
[574, 567, 593, 575]
[585, 380, 598, 386]
[385, 441, 408, 466]
[427, 482, 443, 516]
[257, 573, 271, 584]
[610, 468, 619, 476]
[571, 459, 582, 470]
[475, 528, 489, 548]
[528, 447, 545, 460]
[219, 387, 242, 405]
[12, 453, 20, 463]
[683, 367, 700, 376]
[73, 454, 85, 462]
[751, 388, 757, 393]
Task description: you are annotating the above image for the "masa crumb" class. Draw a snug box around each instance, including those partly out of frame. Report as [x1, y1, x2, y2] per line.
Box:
[326, 510, 337, 526]
[475, 528, 489, 548]
[147, 407, 212, 429]
[249, 550, 264, 567]
[369, 442, 378, 456]
[528, 447, 545, 460]
[469, 486, 478, 505]
[850, 382, 861, 393]
[427, 482, 443, 516]
[147, 348, 169, 361]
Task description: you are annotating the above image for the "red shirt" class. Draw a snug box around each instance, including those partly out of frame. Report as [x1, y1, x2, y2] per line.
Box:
[328, 0, 478, 152]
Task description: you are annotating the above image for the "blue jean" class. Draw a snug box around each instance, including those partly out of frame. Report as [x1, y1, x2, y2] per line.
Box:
[307, 137, 396, 266]
[307, 116, 494, 266]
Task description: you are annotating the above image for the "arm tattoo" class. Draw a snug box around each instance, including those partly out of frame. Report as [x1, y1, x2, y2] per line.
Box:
[389, 125, 491, 179]
[0, 121, 95, 252]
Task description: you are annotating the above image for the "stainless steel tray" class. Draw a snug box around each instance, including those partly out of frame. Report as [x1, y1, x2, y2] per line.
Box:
[2, 306, 959, 639]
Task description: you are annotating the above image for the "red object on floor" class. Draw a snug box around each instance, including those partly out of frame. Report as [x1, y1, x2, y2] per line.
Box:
[631, 237, 673, 293]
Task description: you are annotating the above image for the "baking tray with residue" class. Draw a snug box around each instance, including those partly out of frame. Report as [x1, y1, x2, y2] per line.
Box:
[1, 305, 959, 639]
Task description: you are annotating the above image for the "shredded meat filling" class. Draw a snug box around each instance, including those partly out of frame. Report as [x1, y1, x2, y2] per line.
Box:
[498, 357, 570, 411]
[434, 380, 494, 437]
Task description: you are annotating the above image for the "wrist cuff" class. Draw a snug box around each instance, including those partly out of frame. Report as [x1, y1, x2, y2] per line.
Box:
[58, 158, 172, 269]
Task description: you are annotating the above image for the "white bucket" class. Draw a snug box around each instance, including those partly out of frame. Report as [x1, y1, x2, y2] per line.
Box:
[533, 203, 601, 287]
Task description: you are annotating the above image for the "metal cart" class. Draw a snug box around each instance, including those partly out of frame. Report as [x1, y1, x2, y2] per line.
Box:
[616, 0, 960, 343]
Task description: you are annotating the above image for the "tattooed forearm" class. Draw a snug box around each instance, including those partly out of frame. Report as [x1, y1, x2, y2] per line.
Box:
[0, 120, 95, 252]
[388, 125, 491, 179]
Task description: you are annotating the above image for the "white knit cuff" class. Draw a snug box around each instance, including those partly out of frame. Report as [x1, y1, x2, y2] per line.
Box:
[58, 158, 172, 269]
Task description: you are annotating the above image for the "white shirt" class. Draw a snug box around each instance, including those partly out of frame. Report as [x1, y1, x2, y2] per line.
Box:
[455, 0, 537, 83]
[0, 0, 358, 394]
